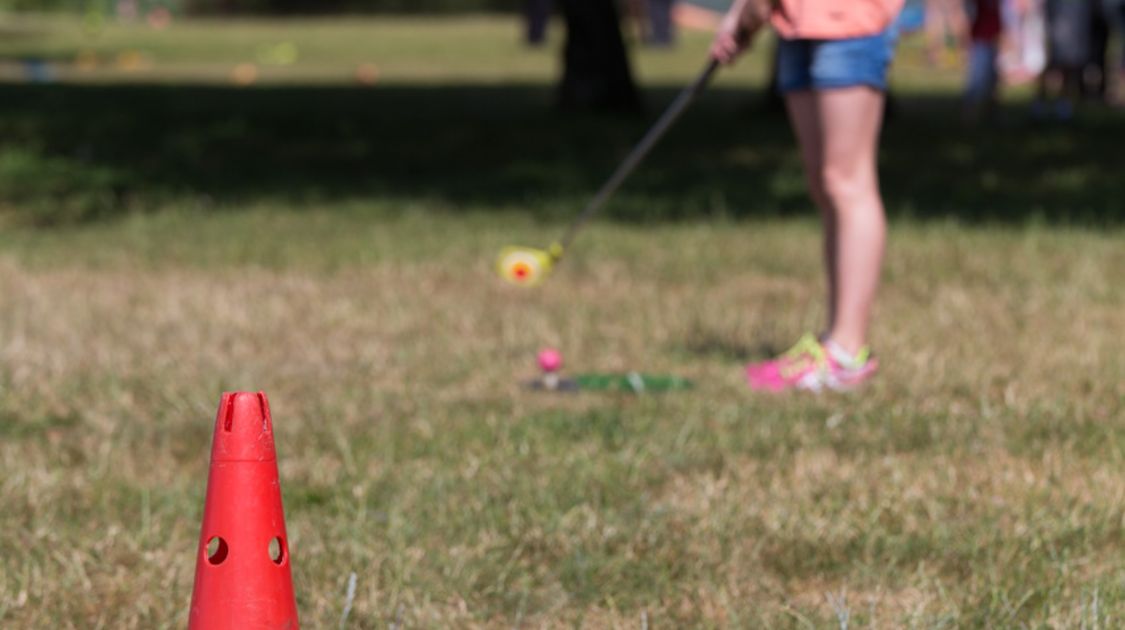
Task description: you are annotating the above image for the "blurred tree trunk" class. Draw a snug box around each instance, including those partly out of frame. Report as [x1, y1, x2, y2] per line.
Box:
[557, 0, 641, 113]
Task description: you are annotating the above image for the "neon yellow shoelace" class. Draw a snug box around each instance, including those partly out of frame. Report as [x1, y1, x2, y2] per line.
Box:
[778, 333, 827, 379]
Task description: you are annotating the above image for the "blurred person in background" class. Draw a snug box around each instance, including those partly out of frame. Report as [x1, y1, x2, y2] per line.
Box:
[525, 0, 553, 46]
[1109, 0, 1125, 104]
[963, 0, 1004, 120]
[1085, 0, 1111, 100]
[623, 0, 678, 47]
[999, 0, 1048, 85]
[925, 0, 969, 67]
[1035, 0, 1095, 119]
[624, 0, 649, 41]
[648, 0, 677, 46]
[712, 0, 903, 392]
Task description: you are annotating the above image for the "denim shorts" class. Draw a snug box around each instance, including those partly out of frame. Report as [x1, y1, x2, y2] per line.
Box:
[776, 29, 896, 93]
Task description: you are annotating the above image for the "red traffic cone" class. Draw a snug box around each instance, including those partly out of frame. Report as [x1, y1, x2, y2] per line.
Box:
[188, 392, 299, 629]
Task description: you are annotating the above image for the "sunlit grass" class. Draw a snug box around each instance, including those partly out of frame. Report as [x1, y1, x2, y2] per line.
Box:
[0, 13, 1123, 629]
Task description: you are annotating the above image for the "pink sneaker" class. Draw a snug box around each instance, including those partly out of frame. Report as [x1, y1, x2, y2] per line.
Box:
[746, 334, 878, 393]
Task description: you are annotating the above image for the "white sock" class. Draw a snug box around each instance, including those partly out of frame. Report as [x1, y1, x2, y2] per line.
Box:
[824, 339, 866, 369]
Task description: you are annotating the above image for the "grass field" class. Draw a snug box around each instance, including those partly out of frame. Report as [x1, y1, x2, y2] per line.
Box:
[1, 13, 1124, 629]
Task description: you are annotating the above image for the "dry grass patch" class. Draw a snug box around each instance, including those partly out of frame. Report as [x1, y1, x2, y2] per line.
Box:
[3, 214, 1121, 627]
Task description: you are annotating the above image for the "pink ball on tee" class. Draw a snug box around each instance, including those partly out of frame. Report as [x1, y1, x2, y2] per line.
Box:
[537, 348, 562, 373]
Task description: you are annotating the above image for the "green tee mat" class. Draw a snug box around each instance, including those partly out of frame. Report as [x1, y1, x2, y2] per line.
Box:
[527, 372, 693, 393]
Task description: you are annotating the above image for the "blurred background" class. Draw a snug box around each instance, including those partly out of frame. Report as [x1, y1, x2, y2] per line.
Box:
[1, 1, 1123, 628]
[1, 0, 1123, 227]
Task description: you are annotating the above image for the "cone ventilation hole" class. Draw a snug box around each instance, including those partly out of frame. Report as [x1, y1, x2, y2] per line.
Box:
[205, 536, 228, 565]
[269, 536, 285, 565]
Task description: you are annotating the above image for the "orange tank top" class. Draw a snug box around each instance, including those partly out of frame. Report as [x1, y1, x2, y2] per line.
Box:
[771, 0, 906, 40]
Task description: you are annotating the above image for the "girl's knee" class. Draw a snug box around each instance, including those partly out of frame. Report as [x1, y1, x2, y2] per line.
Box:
[820, 164, 878, 210]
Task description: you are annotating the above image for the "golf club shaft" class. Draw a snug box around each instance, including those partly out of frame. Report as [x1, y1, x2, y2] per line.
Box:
[557, 58, 721, 253]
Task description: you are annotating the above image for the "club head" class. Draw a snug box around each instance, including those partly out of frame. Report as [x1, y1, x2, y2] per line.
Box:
[496, 246, 555, 287]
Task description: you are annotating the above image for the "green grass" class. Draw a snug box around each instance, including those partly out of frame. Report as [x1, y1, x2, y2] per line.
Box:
[1, 13, 1124, 629]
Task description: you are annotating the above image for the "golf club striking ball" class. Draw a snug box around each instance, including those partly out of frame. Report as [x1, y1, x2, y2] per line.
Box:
[537, 348, 562, 373]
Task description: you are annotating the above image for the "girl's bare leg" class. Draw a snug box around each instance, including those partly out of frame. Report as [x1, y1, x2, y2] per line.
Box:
[815, 87, 887, 356]
[784, 90, 837, 333]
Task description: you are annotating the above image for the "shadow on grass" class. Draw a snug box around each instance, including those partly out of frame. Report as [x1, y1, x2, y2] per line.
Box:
[1, 81, 1123, 226]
